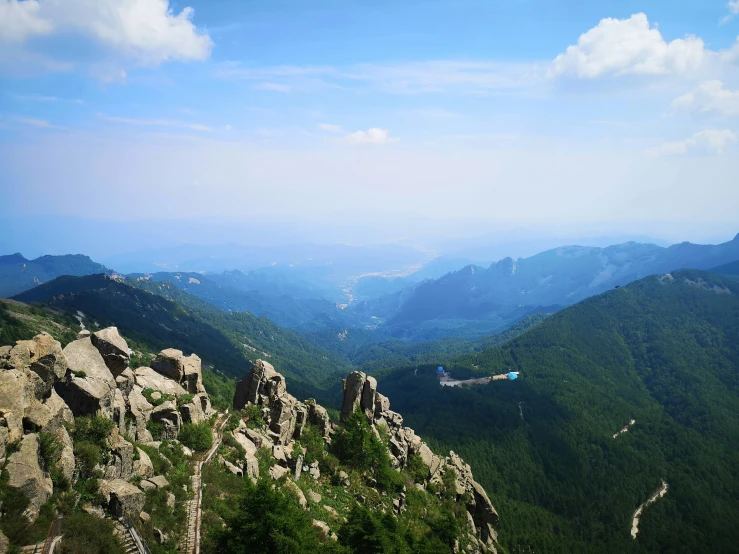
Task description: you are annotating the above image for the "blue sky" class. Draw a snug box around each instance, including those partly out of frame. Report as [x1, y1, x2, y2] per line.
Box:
[1, 0, 738, 248]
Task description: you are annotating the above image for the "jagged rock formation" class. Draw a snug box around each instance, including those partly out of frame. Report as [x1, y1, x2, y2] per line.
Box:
[231, 362, 499, 553]
[0, 329, 213, 529]
[341, 370, 499, 550]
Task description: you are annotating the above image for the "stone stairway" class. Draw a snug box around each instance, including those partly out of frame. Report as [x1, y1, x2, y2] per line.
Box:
[180, 473, 201, 553]
[115, 522, 141, 554]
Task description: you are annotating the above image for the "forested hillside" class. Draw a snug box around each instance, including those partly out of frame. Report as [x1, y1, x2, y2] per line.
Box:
[13, 274, 350, 397]
[375, 270, 739, 553]
[0, 253, 110, 297]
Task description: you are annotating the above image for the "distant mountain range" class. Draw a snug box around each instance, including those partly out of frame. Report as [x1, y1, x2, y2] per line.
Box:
[0, 253, 110, 298]
[3, 234, 738, 342]
[355, 234, 739, 339]
[377, 269, 739, 553]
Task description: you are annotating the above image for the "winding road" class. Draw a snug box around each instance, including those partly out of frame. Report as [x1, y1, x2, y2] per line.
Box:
[631, 480, 669, 539]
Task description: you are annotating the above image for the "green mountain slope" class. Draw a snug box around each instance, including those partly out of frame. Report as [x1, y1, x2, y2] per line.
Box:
[0, 253, 111, 298]
[13, 274, 351, 395]
[374, 270, 739, 553]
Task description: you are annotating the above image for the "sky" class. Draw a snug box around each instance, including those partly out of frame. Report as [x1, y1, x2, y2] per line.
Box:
[1, 0, 738, 254]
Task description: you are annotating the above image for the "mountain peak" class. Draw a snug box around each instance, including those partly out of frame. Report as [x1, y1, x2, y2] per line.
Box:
[0, 253, 29, 265]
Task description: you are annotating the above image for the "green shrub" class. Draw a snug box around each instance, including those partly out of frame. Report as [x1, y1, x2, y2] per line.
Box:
[73, 442, 101, 479]
[240, 404, 265, 429]
[72, 370, 87, 378]
[406, 453, 430, 483]
[177, 393, 195, 407]
[142, 387, 176, 407]
[147, 419, 164, 440]
[178, 422, 213, 453]
[59, 511, 126, 554]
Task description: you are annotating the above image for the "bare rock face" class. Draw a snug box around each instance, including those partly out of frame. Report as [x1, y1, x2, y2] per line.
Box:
[151, 401, 181, 440]
[233, 360, 284, 409]
[5, 434, 53, 522]
[151, 349, 205, 394]
[340, 371, 366, 421]
[127, 386, 154, 441]
[99, 479, 145, 517]
[11, 333, 68, 399]
[133, 366, 187, 397]
[104, 432, 135, 481]
[56, 337, 116, 418]
[134, 447, 155, 479]
[91, 327, 130, 377]
[54, 425, 75, 484]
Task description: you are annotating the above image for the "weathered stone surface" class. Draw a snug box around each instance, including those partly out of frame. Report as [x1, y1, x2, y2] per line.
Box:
[166, 493, 176, 509]
[233, 360, 284, 409]
[0, 426, 8, 463]
[0, 528, 8, 554]
[361, 376, 377, 420]
[224, 459, 243, 477]
[63, 337, 115, 383]
[57, 338, 116, 418]
[0, 369, 34, 442]
[306, 401, 331, 437]
[341, 371, 366, 421]
[179, 396, 205, 424]
[100, 479, 145, 517]
[127, 385, 154, 440]
[147, 475, 170, 489]
[151, 401, 181, 440]
[14, 334, 68, 399]
[374, 393, 390, 419]
[91, 327, 130, 377]
[115, 368, 135, 395]
[134, 447, 154, 479]
[269, 465, 289, 480]
[312, 520, 334, 540]
[104, 433, 135, 481]
[133, 366, 188, 397]
[151, 349, 204, 393]
[285, 480, 307, 509]
[471, 480, 499, 526]
[5, 434, 53, 522]
[154, 527, 169, 544]
[54, 425, 75, 484]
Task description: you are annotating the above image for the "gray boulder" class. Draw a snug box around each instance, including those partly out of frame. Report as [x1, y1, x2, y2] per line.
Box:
[151, 401, 181, 440]
[11, 333, 68, 399]
[133, 366, 188, 397]
[341, 371, 366, 421]
[5, 434, 53, 522]
[56, 338, 116, 418]
[99, 479, 145, 517]
[361, 376, 377, 420]
[134, 447, 155, 479]
[151, 349, 204, 393]
[91, 327, 130, 377]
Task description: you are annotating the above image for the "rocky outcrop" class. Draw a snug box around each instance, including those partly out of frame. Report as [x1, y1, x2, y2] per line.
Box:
[233, 360, 306, 445]
[231, 363, 498, 553]
[91, 327, 130, 377]
[0, 329, 214, 531]
[5, 434, 53, 522]
[151, 401, 181, 440]
[340, 371, 499, 552]
[56, 337, 116, 418]
[151, 349, 205, 394]
[99, 479, 145, 517]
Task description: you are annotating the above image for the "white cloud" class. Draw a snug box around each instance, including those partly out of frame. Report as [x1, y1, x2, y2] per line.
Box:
[0, 0, 211, 68]
[721, 0, 739, 23]
[672, 81, 739, 117]
[99, 114, 213, 132]
[344, 128, 399, 145]
[14, 117, 67, 130]
[647, 129, 737, 156]
[550, 13, 706, 78]
[317, 123, 343, 133]
[10, 93, 83, 104]
[0, 0, 52, 42]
